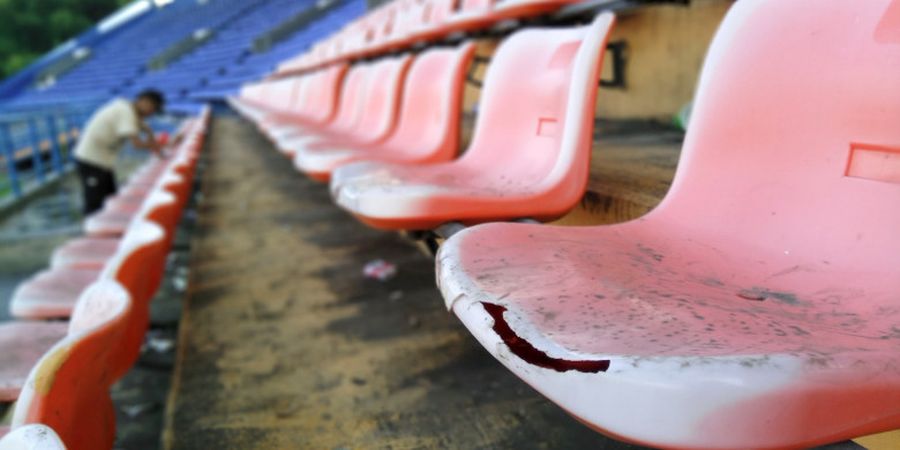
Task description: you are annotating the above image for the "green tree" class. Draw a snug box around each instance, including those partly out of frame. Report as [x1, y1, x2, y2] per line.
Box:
[0, 0, 132, 79]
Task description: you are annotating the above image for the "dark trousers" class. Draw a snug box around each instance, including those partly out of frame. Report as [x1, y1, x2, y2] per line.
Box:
[76, 159, 117, 215]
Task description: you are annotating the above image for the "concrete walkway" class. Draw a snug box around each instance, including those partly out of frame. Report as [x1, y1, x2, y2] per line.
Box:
[163, 116, 639, 449]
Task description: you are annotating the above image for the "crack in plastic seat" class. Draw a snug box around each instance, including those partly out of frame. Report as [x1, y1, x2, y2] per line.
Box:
[436, 1, 900, 448]
[332, 14, 615, 230]
[299, 42, 474, 183]
[292, 55, 413, 181]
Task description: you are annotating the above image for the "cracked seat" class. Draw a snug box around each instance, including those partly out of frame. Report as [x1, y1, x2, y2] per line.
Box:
[302, 43, 474, 183]
[292, 55, 412, 181]
[436, 1, 900, 448]
[332, 14, 615, 230]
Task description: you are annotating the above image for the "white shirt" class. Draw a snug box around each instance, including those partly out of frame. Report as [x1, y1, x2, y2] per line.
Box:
[74, 98, 140, 169]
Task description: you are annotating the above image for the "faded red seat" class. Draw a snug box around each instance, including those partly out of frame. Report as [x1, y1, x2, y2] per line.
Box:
[0, 322, 68, 402]
[437, 1, 900, 448]
[272, 64, 374, 158]
[365, 0, 428, 55]
[447, 0, 584, 32]
[12, 280, 135, 450]
[8, 218, 176, 446]
[332, 14, 615, 229]
[259, 64, 349, 142]
[50, 238, 118, 270]
[85, 170, 186, 238]
[293, 55, 413, 181]
[0, 424, 66, 450]
[311, 43, 475, 184]
[11, 194, 176, 320]
[9, 268, 100, 319]
[254, 77, 310, 137]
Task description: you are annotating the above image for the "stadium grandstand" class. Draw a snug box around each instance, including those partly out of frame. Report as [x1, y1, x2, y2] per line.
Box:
[0, 0, 898, 448]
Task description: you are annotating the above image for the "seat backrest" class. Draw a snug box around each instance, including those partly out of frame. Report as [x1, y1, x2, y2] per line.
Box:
[286, 75, 312, 114]
[459, 14, 615, 196]
[265, 78, 299, 111]
[371, 4, 398, 45]
[329, 64, 373, 132]
[13, 280, 131, 450]
[393, 0, 428, 38]
[101, 219, 168, 379]
[382, 42, 476, 159]
[655, 0, 900, 269]
[301, 64, 348, 125]
[350, 55, 412, 141]
[139, 188, 181, 240]
[457, 0, 493, 14]
[419, 0, 456, 30]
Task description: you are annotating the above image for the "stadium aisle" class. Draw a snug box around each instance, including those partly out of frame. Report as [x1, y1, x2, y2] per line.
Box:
[162, 115, 641, 449]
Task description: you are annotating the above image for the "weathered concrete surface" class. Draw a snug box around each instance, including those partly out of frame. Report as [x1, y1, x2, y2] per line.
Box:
[164, 116, 643, 449]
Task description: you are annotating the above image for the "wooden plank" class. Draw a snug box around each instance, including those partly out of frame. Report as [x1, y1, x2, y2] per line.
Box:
[554, 131, 682, 226]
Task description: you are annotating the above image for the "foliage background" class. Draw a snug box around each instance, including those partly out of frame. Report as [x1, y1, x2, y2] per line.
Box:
[0, 0, 131, 79]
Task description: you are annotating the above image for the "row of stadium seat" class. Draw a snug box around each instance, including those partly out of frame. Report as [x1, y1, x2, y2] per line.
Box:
[234, 11, 612, 229]
[239, 0, 900, 448]
[0, 108, 210, 449]
[278, 0, 588, 74]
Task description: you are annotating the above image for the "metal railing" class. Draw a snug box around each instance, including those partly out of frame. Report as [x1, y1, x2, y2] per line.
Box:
[0, 107, 93, 201]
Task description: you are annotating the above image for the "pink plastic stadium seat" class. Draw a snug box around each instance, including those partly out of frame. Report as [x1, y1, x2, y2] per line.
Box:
[332, 14, 615, 230]
[368, 0, 428, 54]
[301, 42, 474, 183]
[436, 1, 900, 448]
[454, 0, 586, 29]
[84, 169, 185, 238]
[255, 77, 311, 133]
[405, 0, 457, 44]
[50, 238, 119, 270]
[0, 322, 68, 402]
[9, 268, 100, 320]
[258, 64, 349, 142]
[409, 0, 580, 42]
[272, 64, 374, 158]
[12, 281, 134, 450]
[293, 55, 413, 181]
[0, 424, 67, 450]
[10, 194, 175, 320]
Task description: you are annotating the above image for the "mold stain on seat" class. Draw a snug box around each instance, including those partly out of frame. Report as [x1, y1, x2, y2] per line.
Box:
[481, 302, 610, 373]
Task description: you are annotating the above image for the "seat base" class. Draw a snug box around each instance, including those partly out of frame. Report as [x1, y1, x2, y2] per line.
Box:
[0, 321, 68, 401]
[10, 268, 100, 319]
